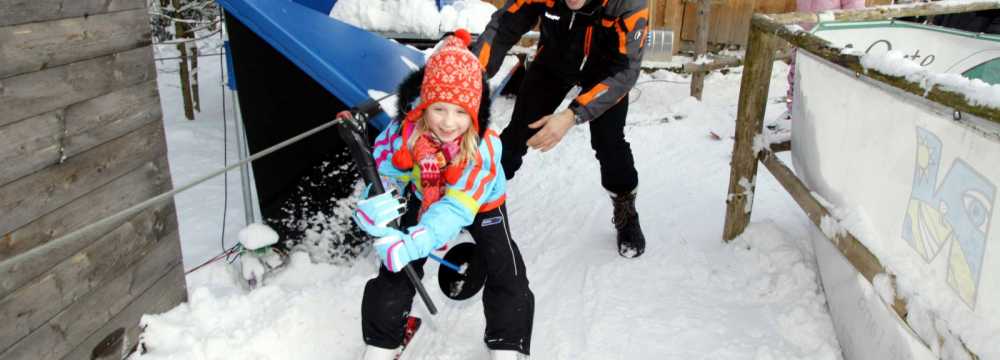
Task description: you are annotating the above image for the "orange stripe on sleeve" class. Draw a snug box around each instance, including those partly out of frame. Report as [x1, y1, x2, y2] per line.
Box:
[478, 43, 492, 69]
[462, 150, 483, 192]
[616, 23, 627, 54]
[624, 8, 649, 32]
[471, 138, 498, 200]
[576, 83, 609, 106]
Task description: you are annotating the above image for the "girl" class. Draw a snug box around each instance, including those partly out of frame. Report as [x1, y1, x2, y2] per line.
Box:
[353, 30, 534, 360]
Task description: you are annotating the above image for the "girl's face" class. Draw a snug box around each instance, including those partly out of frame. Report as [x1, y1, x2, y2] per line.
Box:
[424, 102, 472, 142]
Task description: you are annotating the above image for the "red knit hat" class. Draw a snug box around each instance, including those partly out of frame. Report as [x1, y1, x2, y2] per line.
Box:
[402, 29, 483, 133]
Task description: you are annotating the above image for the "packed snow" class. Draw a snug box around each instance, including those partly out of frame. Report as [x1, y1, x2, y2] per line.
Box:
[330, 0, 497, 37]
[142, 36, 855, 358]
[858, 49, 1000, 109]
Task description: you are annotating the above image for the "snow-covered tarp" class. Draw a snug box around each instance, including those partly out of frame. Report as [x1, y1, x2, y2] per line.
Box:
[330, 0, 497, 37]
[792, 20, 1000, 360]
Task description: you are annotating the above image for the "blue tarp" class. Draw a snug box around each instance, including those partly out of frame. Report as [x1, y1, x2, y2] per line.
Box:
[217, 0, 426, 129]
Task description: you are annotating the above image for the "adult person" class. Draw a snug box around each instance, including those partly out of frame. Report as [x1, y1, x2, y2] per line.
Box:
[472, 0, 650, 258]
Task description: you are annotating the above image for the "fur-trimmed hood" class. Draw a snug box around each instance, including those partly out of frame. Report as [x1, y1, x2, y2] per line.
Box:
[393, 66, 492, 142]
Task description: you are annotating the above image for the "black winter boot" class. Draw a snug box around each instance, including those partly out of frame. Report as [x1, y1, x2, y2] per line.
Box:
[610, 190, 646, 258]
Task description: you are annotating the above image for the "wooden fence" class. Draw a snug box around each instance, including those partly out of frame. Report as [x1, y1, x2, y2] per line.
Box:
[486, 0, 894, 50]
[0, 1, 187, 359]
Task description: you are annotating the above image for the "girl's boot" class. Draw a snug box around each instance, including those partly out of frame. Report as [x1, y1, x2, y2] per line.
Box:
[491, 350, 528, 360]
[362, 345, 399, 360]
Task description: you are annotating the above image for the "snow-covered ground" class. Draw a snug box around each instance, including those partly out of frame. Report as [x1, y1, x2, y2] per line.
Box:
[141, 34, 842, 358]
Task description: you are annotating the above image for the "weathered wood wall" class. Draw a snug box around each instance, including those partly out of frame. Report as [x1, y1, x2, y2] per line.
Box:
[0, 0, 186, 359]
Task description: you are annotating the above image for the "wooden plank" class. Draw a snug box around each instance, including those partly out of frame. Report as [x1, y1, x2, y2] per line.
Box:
[0, 111, 62, 187]
[0, 120, 166, 241]
[722, 28, 779, 241]
[0, 201, 178, 352]
[0, 46, 156, 128]
[1, 230, 182, 360]
[0, 8, 153, 79]
[0, 158, 172, 294]
[727, 0, 754, 46]
[667, 0, 685, 54]
[63, 80, 162, 158]
[0, 80, 162, 186]
[0, 0, 146, 28]
[64, 264, 186, 360]
[754, 0, 795, 14]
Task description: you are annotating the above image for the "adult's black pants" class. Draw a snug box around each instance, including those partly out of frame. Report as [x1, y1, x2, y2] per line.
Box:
[500, 63, 639, 195]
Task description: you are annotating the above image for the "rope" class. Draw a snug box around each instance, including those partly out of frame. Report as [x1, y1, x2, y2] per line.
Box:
[185, 244, 241, 275]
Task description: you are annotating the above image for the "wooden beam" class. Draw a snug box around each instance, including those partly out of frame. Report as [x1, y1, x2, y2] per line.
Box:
[0, 202, 178, 352]
[0, 231, 182, 360]
[0, 9, 152, 79]
[0, 80, 162, 186]
[751, 15, 1000, 124]
[760, 1, 1000, 25]
[0, 158, 171, 294]
[0, 121, 167, 241]
[0, 46, 156, 128]
[758, 152, 908, 318]
[722, 28, 779, 241]
[0, 0, 146, 28]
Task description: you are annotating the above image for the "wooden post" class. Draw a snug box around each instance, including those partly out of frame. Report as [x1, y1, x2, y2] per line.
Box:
[721, 27, 778, 241]
[666, 0, 684, 55]
[169, 0, 195, 120]
[689, 0, 710, 100]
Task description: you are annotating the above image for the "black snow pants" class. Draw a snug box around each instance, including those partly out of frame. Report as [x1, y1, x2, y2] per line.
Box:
[361, 196, 534, 355]
[500, 62, 639, 195]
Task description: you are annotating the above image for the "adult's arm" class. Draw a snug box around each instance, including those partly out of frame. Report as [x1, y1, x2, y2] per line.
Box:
[471, 0, 545, 77]
[569, 2, 649, 124]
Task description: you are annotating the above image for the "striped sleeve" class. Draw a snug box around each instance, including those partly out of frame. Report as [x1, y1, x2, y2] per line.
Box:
[471, 0, 546, 77]
[406, 133, 503, 255]
[569, 3, 648, 123]
[371, 121, 412, 188]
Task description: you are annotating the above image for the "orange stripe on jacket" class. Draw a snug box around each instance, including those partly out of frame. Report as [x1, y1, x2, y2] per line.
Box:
[576, 83, 609, 106]
[462, 149, 484, 192]
[584, 26, 593, 56]
[616, 23, 627, 54]
[624, 8, 648, 32]
[478, 43, 492, 69]
[507, 0, 553, 13]
[480, 194, 507, 213]
[471, 136, 498, 200]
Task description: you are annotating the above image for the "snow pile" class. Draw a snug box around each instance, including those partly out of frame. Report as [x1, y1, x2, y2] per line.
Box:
[330, 0, 497, 37]
[859, 50, 1000, 109]
[237, 223, 279, 250]
[147, 55, 852, 359]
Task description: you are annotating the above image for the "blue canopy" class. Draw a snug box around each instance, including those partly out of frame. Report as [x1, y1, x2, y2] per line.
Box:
[217, 0, 426, 128]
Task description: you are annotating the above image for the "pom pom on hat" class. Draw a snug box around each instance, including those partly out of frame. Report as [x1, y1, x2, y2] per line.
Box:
[452, 28, 472, 47]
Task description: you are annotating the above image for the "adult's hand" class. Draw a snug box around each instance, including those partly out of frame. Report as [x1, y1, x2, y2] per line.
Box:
[526, 109, 576, 152]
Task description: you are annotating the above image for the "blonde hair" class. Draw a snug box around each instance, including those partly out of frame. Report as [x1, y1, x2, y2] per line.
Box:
[407, 111, 480, 166]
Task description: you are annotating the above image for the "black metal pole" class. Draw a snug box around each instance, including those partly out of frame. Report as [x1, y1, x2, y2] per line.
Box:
[336, 109, 438, 315]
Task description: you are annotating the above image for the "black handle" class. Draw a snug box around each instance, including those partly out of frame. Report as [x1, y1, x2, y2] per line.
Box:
[336, 111, 438, 315]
